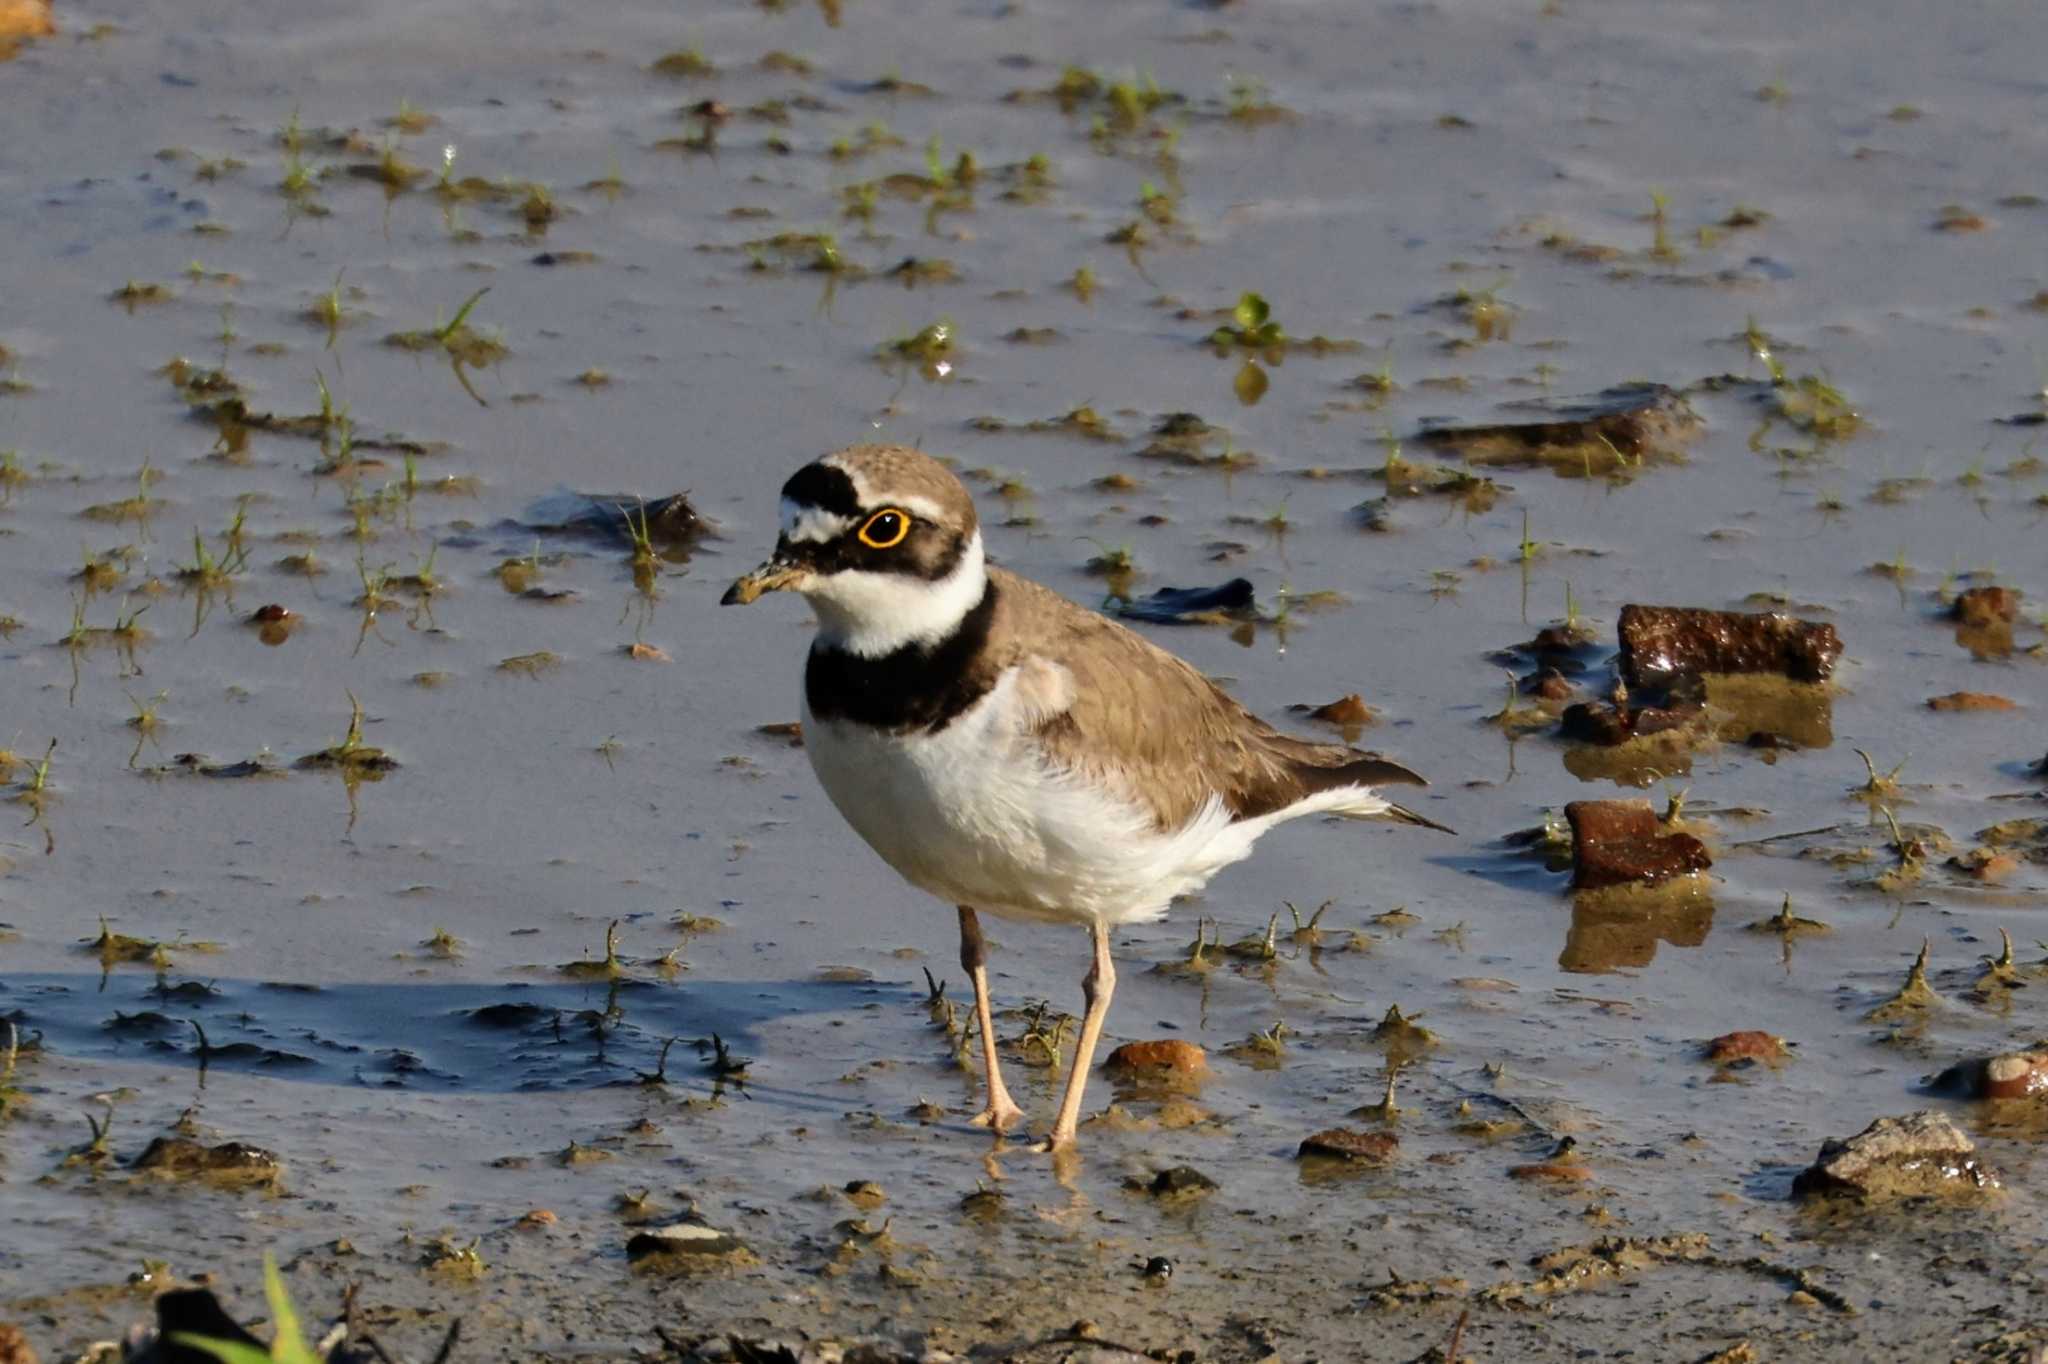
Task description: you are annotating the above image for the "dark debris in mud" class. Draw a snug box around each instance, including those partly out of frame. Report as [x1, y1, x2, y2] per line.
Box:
[131, 1135, 282, 1188]
[517, 490, 708, 554]
[1415, 383, 1700, 476]
[1114, 578, 1255, 624]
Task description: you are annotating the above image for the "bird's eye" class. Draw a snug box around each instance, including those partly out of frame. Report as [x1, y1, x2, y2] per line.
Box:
[857, 508, 911, 549]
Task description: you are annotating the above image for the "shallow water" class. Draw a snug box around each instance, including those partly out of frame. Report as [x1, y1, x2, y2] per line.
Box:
[3, 0, 2047, 1359]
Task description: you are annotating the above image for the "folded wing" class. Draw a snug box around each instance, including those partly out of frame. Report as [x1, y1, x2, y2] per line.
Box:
[987, 569, 1426, 832]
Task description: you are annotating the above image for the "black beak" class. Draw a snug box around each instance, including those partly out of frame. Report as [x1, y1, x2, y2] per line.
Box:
[721, 558, 811, 605]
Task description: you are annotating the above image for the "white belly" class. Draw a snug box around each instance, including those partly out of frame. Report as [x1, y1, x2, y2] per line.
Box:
[801, 668, 1257, 926]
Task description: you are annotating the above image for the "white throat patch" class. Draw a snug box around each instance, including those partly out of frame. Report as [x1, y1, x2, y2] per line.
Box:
[803, 530, 987, 658]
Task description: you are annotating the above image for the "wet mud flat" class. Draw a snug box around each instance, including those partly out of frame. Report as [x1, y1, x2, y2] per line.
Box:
[5, 0, 2048, 1359]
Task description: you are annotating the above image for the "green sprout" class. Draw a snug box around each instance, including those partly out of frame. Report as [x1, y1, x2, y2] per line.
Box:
[307, 269, 347, 345]
[1209, 292, 1286, 351]
[389, 98, 435, 134]
[1743, 315, 1787, 383]
[881, 317, 955, 377]
[0, 1021, 24, 1118]
[652, 44, 716, 78]
[1648, 189, 1678, 262]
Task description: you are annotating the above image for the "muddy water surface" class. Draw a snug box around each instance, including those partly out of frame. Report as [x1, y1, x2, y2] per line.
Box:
[3, 0, 2048, 1359]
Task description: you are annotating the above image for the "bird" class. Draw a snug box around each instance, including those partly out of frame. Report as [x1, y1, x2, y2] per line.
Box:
[721, 444, 1447, 1151]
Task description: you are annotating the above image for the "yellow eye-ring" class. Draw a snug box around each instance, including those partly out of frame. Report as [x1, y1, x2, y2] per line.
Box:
[857, 508, 911, 549]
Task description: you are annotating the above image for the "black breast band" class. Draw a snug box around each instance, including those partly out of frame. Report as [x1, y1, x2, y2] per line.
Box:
[806, 581, 999, 733]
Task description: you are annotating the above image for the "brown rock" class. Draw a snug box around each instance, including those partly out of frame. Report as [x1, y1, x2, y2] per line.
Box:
[1530, 668, 1577, 702]
[1297, 1128, 1399, 1164]
[1565, 799, 1657, 846]
[1953, 585, 2022, 627]
[249, 603, 301, 646]
[1927, 691, 2017, 712]
[1977, 817, 2044, 847]
[516, 1208, 558, 1229]
[1103, 1039, 1207, 1077]
[842, 1179, 886, 1208]
[1935, 1051, 2048, 1101]
[626, 1220, 755, 1271]
[1791, 1110, 1999, 1201]
[1527, 624, 1593, 656]
[1706, 1030, 1787, 1064]
[1565, 799, 1713, 889]
[1304, 693, 1376, 729]
[1618, 604, 1842, 687]
[1560, 699, 1704, 745]
[1559, 701, 1630, 745]
[1948, 849, 2020, 882]
[0, 1323, 39, 1364]
[0, 0, 55, 45]
[1979, 1052, 2048, 1100]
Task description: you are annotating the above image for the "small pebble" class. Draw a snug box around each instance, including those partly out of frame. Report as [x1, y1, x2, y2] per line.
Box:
[1926, 691, 2017, 712]
[1705, 1030, 1788, 1064]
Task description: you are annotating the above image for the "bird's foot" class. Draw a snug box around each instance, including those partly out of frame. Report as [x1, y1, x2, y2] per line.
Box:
[1028, 1127, 1078, 1155]
[969, 1097, 1026, 1132]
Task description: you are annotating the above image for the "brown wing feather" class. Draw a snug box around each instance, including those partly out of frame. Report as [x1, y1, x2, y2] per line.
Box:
[985, 569, 1426, 831]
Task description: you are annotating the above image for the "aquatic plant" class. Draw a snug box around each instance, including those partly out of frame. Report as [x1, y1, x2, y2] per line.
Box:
[584, 151, 628, 199]
[519, 181, 557, 229]
[306, 269, 348, 344]
[880, 317, 955, 377]
[1647, 189, 1678, 262]
[652, 43, 716, 78]
[0, 1022, 23, 1118]
[1209, 292, 1285, 351]
[176, 525, 249, 588]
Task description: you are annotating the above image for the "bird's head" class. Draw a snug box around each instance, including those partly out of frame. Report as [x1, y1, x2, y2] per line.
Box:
[721, 444, 987, 656]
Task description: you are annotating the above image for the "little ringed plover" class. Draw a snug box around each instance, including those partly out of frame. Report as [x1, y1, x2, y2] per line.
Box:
[723, 444, 1447, 1151]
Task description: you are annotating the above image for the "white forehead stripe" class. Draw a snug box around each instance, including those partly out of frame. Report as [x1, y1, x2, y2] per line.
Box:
[817, 453, 958, 530]
[781, 498, 857, 544]
[891, 493, 949, 523]
[821, 451, 873, 503]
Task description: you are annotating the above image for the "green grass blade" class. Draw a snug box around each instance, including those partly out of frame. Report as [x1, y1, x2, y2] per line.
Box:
[168, 1337, 276, 1364]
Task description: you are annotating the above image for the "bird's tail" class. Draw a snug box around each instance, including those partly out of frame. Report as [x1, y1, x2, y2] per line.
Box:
[1385, 802, 1457, 835]
[1276, 745, 1452, 833]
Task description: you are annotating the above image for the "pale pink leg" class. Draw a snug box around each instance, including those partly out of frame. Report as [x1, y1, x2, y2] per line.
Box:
[1038, 920, 1116, 1152]
[959, 906, 1025, 1132]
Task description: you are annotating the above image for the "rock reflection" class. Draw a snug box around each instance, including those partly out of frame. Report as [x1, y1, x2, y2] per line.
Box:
[1560, 877, 1714, 973]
